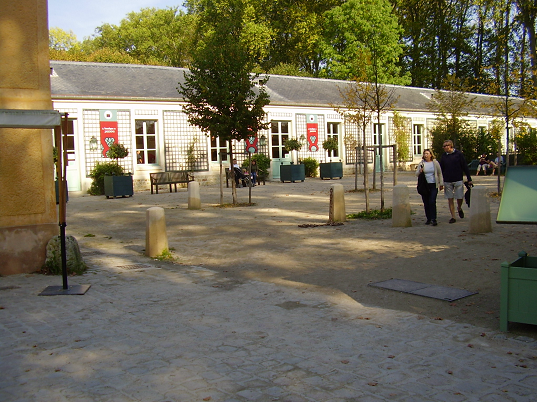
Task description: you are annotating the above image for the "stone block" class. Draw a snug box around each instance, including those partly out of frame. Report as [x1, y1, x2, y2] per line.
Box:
[43, 235, 87, 275]
[146, 207, 168, 257]
[469, 186, 492, 234]
[188, 181, 201, 210]
[392, 184, 412, 227]
[328, 183, 346, 223]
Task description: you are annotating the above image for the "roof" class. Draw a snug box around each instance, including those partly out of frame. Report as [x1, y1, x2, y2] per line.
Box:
[50, 60, 498, 114]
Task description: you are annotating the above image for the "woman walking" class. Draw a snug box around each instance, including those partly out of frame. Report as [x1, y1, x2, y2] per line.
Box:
[416, 149, 444, 226]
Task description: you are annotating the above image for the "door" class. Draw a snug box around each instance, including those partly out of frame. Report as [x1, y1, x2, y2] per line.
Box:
[270, 121, 291, 179]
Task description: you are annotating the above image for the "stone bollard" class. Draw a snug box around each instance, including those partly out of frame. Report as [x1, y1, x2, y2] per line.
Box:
[146, 207, 168, 257]
[188, 181, 201, 210]
[392, 184, 412, 227]
[328, 183, 346, 223]
[44, 235, 87, 275]
[469, 185, 492, 234]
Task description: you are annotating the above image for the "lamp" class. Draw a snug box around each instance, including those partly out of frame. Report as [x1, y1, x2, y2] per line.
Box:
[89, 136, 98, 151]
[259, 134, 267, 147]
[299, 134, 306, 145]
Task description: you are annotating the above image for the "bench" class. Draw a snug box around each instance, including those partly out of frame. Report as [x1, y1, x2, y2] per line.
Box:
[150, 171, 195, 194]
[225, 168, 267, 188]
[468, 159, 505, 175]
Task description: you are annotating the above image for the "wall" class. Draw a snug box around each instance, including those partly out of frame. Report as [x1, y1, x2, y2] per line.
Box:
[0, 1, 58, 275]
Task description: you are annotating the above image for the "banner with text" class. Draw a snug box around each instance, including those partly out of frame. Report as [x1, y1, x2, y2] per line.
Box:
[99, 110, 118, 157]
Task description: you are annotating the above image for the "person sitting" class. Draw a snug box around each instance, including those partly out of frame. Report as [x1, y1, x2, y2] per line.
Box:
[488, 159, 498, 175]
[232, 159, 247, 187]
[476, 155, 489, 175]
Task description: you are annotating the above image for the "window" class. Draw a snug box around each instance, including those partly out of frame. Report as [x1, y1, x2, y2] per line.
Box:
[326, 122, 339, 158]
[271, 121, 290, 159]
[135, 120, 157, 164]
[413, 124, 423, 155]
[62, 119, 76, 166]
[373, 123, 385, 149]
[210, 135, 228, 162]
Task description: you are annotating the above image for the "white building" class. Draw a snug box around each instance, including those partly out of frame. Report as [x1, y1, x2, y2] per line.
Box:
[50, 60, 531, 193]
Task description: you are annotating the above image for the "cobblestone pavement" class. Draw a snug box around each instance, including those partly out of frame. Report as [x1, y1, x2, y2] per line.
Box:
[1, 173, 536, 401]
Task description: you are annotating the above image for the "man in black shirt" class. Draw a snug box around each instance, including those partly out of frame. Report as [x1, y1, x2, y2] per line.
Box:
[438, 140, 473, 224]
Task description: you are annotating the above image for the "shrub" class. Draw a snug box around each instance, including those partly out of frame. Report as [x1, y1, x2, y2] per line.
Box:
[302, 157, 319, 177]
[243, 153, 271, 179]
[88, 161, 124, 195]
[106, 143, 129, 163]
[284, 138, 302, 151]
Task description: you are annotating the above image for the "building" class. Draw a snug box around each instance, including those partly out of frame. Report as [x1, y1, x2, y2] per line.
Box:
[50, 60, 533, 193]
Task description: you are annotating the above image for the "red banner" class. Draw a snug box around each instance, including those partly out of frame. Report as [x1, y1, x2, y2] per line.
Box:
[307, 114, 318, 152]
[245, 135, 258, 153]
[99, 110, 118, 157]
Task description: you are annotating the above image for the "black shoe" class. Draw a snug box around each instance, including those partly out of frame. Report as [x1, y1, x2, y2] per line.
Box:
[432, 220, 438, 226]
[458, 209, 464, 218]
[449, 218, 456, 224]
[425, 220, 431, 225]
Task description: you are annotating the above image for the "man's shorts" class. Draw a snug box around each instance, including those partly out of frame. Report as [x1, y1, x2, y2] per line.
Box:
[444, 181, 464, 199]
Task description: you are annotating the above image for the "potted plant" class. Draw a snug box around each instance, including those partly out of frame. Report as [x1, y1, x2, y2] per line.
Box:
[103, 142, 133, 198]
[280, 138, 305, 182]
[320, 137, 343, 180]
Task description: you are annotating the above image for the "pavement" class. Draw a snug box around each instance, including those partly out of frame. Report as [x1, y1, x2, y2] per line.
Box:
[1, 172, 537, 402]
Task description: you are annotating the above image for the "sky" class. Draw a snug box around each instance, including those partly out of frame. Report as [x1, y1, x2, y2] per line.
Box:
[48, 0, 184, 40]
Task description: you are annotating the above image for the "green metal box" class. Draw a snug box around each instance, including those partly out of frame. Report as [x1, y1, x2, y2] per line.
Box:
[280, 164, 305, 183]
[319, 162, 343, 180]
[500, 251, 537, 331]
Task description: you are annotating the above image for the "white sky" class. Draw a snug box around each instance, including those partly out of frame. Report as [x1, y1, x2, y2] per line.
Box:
[48, 0, 184, 40]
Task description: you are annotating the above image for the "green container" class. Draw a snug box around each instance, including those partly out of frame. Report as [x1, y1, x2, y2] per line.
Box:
[280, 164, 305, 183]
[500, 251, 537, 331]
[104, 174, 134, 199]
[319, 162, 343, 180]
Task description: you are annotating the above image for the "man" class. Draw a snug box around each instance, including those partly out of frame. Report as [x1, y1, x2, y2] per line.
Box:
[439, 140, 472, 224]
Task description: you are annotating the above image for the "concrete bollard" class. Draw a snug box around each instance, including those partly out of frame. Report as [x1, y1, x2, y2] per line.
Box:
[392, 184, 412, 227]
[469, 185, 492, 234]
[188, 181, 201, 210]
[146, 207, 168, 257]
[328, 183, 346, 223]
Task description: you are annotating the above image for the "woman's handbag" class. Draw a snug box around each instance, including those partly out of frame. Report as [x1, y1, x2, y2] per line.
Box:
[417, 169, 429, 196]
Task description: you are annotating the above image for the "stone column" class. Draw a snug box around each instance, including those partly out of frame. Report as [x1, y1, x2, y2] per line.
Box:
[392, 184, 412, 227]
[468, 186, 492, 234]
[188, 181, 201, 210]
[0, 0, 58, 275]
[146, 207, 168, 258]
[328, 183, 346, 223]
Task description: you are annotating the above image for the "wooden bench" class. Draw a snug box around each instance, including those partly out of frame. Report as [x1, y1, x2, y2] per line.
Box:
[150, 171, 195, 194]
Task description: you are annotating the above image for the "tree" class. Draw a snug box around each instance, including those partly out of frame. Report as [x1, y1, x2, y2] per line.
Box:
[178, 0, 270, 204]
[333, 68, 376, 211]
[92, 7, 196, 67]
[321, 0, 410, 85]
[391, 111, 412, 166]
[49, 27, 79, 51]
[427, 75, 478, 157]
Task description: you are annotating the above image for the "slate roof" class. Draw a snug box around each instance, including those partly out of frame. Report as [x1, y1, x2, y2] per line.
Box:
[50, 60, 498, 114]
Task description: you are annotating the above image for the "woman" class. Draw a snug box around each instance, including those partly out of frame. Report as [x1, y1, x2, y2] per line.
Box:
[416, 149, 444, 226]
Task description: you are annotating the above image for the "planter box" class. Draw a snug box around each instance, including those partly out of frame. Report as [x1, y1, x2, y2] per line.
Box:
[320, 162, 343, 180]
[104, 174, 134, 198]
[500, 251, 537, 331]
[280, 164, 305, 183]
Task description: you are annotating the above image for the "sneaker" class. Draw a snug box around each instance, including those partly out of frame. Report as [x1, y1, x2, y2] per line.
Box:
[432, 220, 438, 226]
[425, 220, 431, 225]
[449, 218, 456, 224]
[458, 209, 464, 218]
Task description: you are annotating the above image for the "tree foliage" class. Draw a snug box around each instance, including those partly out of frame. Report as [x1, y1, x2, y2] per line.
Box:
[178, 0, 270, 203]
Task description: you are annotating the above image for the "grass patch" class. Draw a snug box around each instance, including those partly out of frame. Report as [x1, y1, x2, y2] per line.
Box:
[346, 188, 381, 193]
[347, 208, 392, 220]
[154, 248, 175, 261]
[215, 202, 257, 208]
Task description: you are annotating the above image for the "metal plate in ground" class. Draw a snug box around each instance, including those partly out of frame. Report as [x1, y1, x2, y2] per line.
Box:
[39, 284, 91, 296]
[369, 279, 477, 302]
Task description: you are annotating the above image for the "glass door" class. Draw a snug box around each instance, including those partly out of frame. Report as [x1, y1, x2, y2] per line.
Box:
[270, 121, 291, 179]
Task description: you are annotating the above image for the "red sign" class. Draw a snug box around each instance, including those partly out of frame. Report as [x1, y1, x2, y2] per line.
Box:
[245, 135, 258, 153]
[99, 110, 118, 157]
[307, 114, 318, 152]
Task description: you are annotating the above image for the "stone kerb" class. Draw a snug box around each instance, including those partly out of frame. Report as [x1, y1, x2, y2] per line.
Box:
[392, 184, 412, 227]
[146, 207, 168, 257]
[468, 185, 492, 234]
